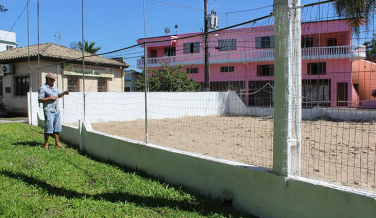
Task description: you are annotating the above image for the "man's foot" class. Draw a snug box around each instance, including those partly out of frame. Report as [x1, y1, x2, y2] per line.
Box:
[44, 146, 50, 151]
[56, 144, 65, 148]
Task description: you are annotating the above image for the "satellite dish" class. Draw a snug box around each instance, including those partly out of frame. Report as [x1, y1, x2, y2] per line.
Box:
[164, 27, 170, 34]
[69, 41, 78, 50]
[174, 24, 178, 29]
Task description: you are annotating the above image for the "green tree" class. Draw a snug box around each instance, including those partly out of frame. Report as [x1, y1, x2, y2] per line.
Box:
[363, 33, 376, 57]
[77, 40, 101, 54]
[136, 63, 202, 92]
[0, 5, 8, 12]
[333, 0, 376, 35]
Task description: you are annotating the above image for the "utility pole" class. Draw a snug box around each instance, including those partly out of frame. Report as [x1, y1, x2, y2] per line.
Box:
[204, 0, 210, 91]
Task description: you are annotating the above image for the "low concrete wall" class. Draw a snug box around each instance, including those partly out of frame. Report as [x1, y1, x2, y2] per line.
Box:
[41, 116, 375, 218]
[36, 112, 376, 217]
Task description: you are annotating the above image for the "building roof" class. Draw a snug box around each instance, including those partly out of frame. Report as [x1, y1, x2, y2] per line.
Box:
[0, 43, 129, 68]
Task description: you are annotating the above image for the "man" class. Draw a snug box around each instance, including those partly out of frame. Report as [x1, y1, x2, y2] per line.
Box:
[38, 73, 69, 150]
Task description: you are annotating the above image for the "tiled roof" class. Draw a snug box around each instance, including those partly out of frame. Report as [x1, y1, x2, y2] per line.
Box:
[0, 43, 129, 67]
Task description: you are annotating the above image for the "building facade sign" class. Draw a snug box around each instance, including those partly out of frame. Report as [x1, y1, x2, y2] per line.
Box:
[63, 64, 114, 78]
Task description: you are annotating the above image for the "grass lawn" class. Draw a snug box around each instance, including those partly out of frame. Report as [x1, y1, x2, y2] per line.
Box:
[0, 123, 254, 218]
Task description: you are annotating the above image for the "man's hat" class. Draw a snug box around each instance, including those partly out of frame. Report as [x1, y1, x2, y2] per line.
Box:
[46, 73, 57, 80]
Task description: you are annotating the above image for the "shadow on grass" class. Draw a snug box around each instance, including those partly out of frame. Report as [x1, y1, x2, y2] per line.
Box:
[12, 141, 43, 147]
[0, 170, 251, 217]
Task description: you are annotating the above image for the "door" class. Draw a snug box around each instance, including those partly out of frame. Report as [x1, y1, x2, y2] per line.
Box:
[337, 82, 348, 106]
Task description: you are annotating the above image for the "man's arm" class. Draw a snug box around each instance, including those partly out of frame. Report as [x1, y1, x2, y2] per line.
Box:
[38, 96, 57, 103]
[58, 91, 69, 98]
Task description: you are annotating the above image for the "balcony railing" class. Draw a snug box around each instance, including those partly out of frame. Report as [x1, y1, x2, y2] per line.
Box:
[137, 45, 366, 68]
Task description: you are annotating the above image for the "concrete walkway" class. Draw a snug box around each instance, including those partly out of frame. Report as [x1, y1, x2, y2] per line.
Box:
[0, 118, 28, 124]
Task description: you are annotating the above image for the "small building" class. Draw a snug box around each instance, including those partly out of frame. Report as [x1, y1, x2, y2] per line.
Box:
[124, 69, 141, 92]
[0, 30, 17, 51]
[0, 43, 129, 116]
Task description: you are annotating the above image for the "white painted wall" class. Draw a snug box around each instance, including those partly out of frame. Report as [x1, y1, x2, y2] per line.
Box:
[37, 115, 376, 218]
[29, 91, 376, 126]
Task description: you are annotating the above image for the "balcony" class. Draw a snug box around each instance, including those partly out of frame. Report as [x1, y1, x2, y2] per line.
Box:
[137, 45, 366, 69]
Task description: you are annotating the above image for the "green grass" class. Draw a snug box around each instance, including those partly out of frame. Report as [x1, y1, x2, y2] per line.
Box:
[0, 123, 254, 218]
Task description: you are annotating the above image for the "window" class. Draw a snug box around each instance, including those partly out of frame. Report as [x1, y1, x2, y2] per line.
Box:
[164, 47, 176, 56]
[248, 80, 274, 106]
[307, 62, 326, 75]
[68, 77, 79, 92]
[257, 65, 274, 77]
[302, 79, 331, 107]
[218, 39, 237, 51]
[327, 38, 337, 46]
[0, 77, 2, 96]
[98, 78, 107, 92]
[14, 76, 29, 96]
[302, 37, 313, 48]
[255, 36, 274, 48]
[150, 49, 157, 58]
[183, 42, 200, 53]
[6, 45, 15, 50]
[124, 87, 131, 92]
[186, 68, 199, 74]
[220, 66, 234, 72]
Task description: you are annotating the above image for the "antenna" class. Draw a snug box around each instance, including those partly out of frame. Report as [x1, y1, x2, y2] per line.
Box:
[54, 33, 62, 45]
[69, 41, 78, 50]
[175, 24, 178, 35]
[165, 27, 170, 35]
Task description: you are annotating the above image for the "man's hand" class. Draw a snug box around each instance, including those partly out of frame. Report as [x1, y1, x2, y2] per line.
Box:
[64, 91, 70, 95]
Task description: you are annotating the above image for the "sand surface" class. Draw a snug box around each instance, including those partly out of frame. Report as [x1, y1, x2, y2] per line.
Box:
[90, 115, 376, 192]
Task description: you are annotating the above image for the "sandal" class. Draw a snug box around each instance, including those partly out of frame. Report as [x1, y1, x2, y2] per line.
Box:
[44, 146, 50, 151]
[56, 145, 65, 148]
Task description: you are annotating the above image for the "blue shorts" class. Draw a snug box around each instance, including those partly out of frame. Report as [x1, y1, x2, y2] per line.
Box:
[44, 110, 62, 134]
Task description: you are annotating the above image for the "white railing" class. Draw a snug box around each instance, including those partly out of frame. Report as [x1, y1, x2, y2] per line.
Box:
[137, 45, 366, 68]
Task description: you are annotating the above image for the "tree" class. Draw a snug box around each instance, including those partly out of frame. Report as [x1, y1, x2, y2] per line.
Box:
[77, 40, 101, 54]
[333, 0, 376, 35]
[363, 33, 376, 57]
[136, 63, 202, 92]
[0, 5, 8, 12]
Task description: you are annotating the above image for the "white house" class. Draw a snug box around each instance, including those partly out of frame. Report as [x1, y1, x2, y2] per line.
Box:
[0, 43, 129, 116]
[0, 30, 17, 51]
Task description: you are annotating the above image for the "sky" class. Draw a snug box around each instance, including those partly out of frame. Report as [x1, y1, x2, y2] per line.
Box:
[0, 0, 374, 68]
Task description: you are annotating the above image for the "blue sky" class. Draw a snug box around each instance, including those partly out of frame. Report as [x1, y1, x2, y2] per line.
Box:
[0, 1, 340, 49]
[0, 0, 373, 65]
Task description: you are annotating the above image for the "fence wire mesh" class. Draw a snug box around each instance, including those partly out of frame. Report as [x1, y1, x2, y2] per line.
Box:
[29, 1, 376, 194]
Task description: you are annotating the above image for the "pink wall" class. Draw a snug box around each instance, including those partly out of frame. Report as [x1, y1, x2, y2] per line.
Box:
[352, 60, 376, 101]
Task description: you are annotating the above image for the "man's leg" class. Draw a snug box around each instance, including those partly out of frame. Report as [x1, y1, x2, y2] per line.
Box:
[44, 133, 50, 149]
[53, 132, 63, 147]
[44, 111, 54, 150]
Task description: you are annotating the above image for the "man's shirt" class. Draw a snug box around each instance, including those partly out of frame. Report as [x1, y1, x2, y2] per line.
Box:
[38, 83, 61, 112]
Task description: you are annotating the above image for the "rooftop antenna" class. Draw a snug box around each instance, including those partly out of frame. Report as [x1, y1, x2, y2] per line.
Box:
[174, 24, 178, 35]
[54, 33, 61, 45]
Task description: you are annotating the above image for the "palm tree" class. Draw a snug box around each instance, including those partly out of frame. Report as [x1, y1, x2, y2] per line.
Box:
[77, 40, 101, 54]
[333, 0, 376, 35]
[0, 5, 8, 12]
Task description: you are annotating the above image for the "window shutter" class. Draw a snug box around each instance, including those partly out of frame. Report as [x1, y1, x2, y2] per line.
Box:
[255, 37, 261, 48]
[218, 40, 224, 51]
[231, 39, 237, 50]
[193, 42, 200, 53]
[183, 43, 190, 54]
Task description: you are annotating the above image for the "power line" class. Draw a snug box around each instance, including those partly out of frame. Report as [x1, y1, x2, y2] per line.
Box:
[3, 0, 31, 41]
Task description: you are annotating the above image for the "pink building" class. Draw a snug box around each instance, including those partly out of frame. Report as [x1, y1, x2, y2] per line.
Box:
[137, 19, 375, 108]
